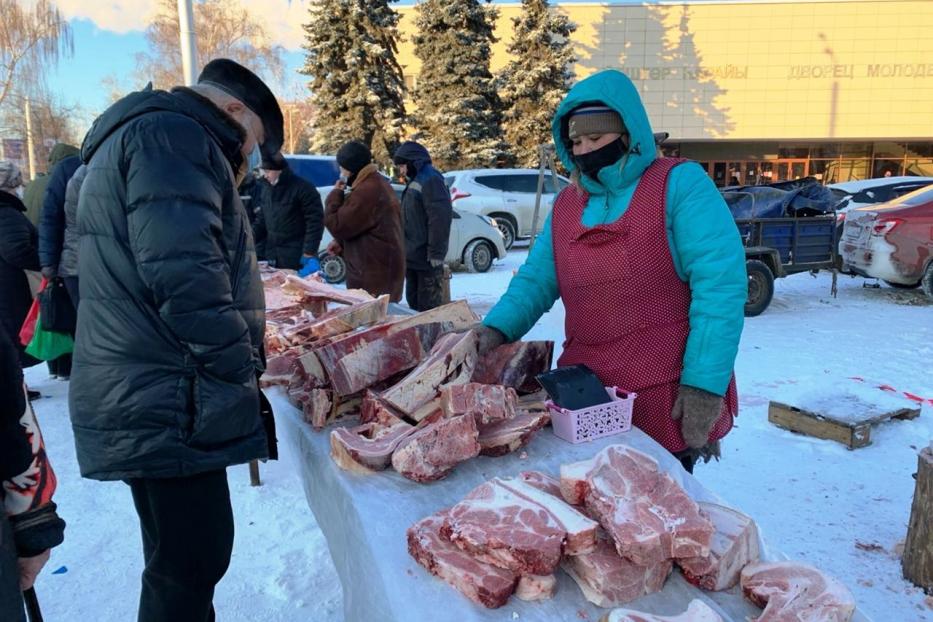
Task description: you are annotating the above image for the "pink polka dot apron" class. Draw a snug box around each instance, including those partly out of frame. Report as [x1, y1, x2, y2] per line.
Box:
[553, 157, 738, 454]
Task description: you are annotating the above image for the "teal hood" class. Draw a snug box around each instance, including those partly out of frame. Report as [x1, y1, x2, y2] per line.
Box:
[551, 70, 656, 194]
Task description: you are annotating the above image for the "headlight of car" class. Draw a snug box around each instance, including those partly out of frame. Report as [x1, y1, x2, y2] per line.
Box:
[479, 215, 497, 228]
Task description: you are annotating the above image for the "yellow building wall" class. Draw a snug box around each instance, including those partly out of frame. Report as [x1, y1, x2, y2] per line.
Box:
[396, 1, 933, 141]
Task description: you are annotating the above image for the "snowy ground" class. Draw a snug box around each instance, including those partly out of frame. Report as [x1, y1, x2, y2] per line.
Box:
[27, 246, 933, 621]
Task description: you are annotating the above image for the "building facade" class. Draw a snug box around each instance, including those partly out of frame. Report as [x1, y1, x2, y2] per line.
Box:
[396, 0, 933, 184]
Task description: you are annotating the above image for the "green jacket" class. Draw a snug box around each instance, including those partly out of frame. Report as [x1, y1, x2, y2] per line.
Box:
[482, 70, 746, 396]
[21, 143, 79, 226]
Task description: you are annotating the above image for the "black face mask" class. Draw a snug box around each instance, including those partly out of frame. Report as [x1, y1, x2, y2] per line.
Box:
[574, 138, 628, 180]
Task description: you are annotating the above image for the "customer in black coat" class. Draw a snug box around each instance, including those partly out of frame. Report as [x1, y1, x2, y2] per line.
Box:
[0, 162, 40, 370]
[252, 153, 324, 270]
[70, 58, 283, 622]
[37, 148, 81, 380]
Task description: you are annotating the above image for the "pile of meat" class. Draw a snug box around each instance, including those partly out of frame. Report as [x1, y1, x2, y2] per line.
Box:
[260, 271, 554, 482]
[408, 444, 856, 621]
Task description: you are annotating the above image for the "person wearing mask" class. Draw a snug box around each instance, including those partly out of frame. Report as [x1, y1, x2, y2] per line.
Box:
[37, 146, 82, 380]
[393, 141, 452, 312]
[473, 70, 747, 473]
[0, 161, 41, 373]
[22, 143, 78, 227]
[0, 323, 65, 622]
[70, 58, 282, 622]
[252, 152, 324, 273]
[324, 140, 405, 301]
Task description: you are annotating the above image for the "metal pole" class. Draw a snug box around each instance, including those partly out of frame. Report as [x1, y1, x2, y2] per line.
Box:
[529, 144, 548, 252]
[24, 97, 36, 180]
[177, 0, 199, 86]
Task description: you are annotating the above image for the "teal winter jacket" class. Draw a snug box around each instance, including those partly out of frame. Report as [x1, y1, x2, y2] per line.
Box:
[482, 70, 746, 396]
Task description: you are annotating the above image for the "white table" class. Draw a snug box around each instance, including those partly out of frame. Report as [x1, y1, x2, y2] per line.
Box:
[271, 387, 870, 622]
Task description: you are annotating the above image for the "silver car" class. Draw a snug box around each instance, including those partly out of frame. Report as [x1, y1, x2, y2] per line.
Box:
[443, 169, 571, 249]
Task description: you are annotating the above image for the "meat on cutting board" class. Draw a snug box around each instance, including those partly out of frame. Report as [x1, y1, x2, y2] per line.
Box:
[560, 445, 714, 565]
[740, 561, 856, 622]
[678, 502, 760, 591]
[599, 599, 724, 622]
[407, 511, 519, 609]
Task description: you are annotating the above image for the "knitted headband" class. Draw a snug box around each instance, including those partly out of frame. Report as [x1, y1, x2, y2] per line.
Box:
[567, 105, 624, 139]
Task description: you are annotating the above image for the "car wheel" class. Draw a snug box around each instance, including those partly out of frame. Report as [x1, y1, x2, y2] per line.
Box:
[464, 239, 495, 273]
[319, 253, 346, 284]
[922, 263, 933, 300]
[745, 259, 774, 317]
[491, 215, 516, 251]
[883, 280, 920, 289]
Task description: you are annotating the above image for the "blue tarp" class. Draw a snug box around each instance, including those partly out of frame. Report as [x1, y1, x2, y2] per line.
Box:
[722, 177, 838, 219]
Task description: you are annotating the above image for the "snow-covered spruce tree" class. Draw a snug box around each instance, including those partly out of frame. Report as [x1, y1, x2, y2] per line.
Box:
[299, 0, 407, 161]
[412, 0, 510, 170]
[498, 0, 576, 168]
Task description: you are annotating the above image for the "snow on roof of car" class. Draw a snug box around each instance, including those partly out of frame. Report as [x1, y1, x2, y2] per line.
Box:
[828, 176, 933, 193]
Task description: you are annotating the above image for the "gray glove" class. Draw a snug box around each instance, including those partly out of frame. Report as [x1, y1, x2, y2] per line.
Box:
[429, 258, 444, 269]
[670, 385, 724, 449]
[471, 323, 506, 356]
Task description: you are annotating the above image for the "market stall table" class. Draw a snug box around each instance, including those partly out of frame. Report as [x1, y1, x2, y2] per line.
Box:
[270, 387, 871, 622]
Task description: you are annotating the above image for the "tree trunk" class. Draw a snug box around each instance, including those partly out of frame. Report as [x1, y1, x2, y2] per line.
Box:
[903, 446, 933, 592]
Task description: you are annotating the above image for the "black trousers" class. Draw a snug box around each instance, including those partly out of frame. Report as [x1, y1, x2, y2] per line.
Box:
[127, 470, 234, 622]
[405, 267, 444, 312]
[0, 515, 25, 622]
[62, 276, 79, 310]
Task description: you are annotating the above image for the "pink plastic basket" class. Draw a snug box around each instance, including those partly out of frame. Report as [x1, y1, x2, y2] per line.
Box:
[547, 387, 636, 444]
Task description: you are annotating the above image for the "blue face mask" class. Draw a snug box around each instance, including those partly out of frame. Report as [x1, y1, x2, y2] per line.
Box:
[246, 143, 261, 172]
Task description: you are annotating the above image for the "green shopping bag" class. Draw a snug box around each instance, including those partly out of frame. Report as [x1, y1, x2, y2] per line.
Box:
[25, 311, 74, 361]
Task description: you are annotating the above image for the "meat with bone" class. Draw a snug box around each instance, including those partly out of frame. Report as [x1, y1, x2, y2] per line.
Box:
[441, 383, 518, 424]
[471, 341, 554, 394]
[260, 350, 301, 388]
[381, 331, 479, 420]
[282, 274, 374, 305]
[407, 511, 519, 609]
[477, 411, 550, 457]
[283, 295, 389, 343]
[391, 413, 481, 482]
[441, 477, 598, 575]
[518, 470, 564, 498]
[600, 599, 724, 622]
[514, 574, 557, 601]
[563, 532, 671, 608]
[740, 562, 856, 622]
[560, 445, 714, 566]
[678, 502, 760, 591]
[325, 322, 447, 396]
[329, 407, 415, 473]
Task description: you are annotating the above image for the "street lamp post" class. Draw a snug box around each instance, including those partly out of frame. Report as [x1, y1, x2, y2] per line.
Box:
[177, 0, 198, 86]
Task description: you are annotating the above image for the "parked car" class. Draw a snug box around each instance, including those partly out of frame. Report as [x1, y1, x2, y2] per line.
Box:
[828, 176, 933, 214]
[314, 182, 507, 284]
[840, 184, 933, 295]
[443, 169, 571, 249]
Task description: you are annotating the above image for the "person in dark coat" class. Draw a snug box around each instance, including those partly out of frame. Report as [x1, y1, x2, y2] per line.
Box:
[252, 152, 324, 270]
[393, 141, 452, 311]
[21, 143, 78, 227]
[58, 164, 87, 308]
[37, 146, 81, 380]
[324, 141, 405, 301]
[0, 162, 40, 370]
[0, 322, 66, 622]
[70, 58, 283, 622]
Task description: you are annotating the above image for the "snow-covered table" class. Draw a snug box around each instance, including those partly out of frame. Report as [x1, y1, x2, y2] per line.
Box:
[270, 387, 871, 622]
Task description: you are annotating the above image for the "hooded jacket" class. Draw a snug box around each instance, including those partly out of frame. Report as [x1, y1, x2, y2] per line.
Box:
[69, 86, 269, 480]
[0, 191, 40, 369]
[482, 70, 746, 397]
[395, 141, 452, 270]
[22, 143, 79, 227]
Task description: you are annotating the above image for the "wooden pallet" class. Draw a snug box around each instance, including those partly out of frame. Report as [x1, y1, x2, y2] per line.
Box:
[768, 400, 921, 449]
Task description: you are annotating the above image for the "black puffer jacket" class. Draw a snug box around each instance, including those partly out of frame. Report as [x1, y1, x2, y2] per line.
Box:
[395, 141, 452, 271]
[252, 165, 323, 269]
[70, 86, 269, 481]
[58, 164, 87, 278]
[0, 191, 40, 369]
